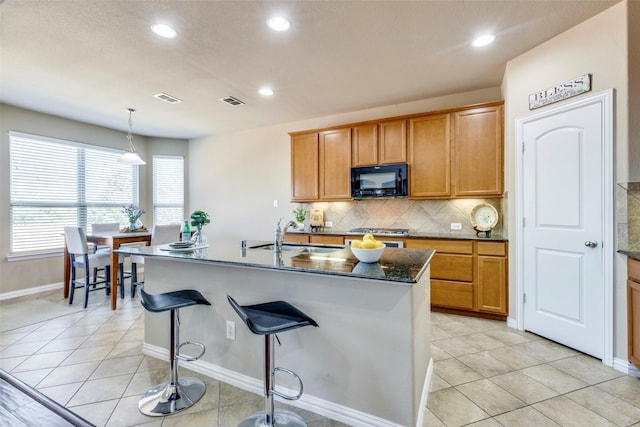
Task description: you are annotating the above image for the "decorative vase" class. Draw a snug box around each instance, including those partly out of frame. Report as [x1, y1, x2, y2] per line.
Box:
[129, 218, 143, 231]
[191, 224, 208, 246]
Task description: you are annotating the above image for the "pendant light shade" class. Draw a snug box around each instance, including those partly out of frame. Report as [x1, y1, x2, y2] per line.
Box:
[118, 108, 146, 165]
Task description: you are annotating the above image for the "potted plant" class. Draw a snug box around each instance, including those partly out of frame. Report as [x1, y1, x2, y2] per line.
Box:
[292, 207, 307, 230]
[190, 210, 210, 245]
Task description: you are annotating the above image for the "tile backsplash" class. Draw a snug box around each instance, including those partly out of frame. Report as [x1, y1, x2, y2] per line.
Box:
[299, 198, 503, 235]
[617, 182, 640, 251]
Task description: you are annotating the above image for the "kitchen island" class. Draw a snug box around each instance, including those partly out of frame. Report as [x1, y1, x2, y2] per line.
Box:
[117, 242, 434, 427]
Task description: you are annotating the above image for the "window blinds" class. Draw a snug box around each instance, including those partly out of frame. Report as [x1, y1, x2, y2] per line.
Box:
[152, 155, 184, 225]
[9, 131, 138, 256]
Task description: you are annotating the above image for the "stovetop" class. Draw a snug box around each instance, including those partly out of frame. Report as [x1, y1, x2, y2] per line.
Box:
[346, 228, 410, 237]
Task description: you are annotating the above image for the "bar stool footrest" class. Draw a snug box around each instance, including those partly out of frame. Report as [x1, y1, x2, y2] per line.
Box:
[272, 367, 303, 401]
[138, 377, 206, 416]
[237, 408, 307, 427]
[176, 341, 206, 362]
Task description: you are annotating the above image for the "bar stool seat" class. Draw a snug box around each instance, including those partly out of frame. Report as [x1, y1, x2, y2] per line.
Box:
[228, 295, 318, 427]
[138, 288, 211, 417]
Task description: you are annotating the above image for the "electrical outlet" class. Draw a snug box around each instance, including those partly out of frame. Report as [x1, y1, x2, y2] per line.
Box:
[273, 199, 279, 208]
[450, 223, 462, 230]
[226, 320, 235, 340]
[325, 221, 333, 228]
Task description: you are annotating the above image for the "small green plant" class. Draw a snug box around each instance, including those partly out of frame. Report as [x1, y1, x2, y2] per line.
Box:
[190, 210, 211, 228]
[292, 207, 308, 223]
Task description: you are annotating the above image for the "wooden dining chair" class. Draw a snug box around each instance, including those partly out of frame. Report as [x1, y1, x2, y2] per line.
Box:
[64, 226, 115, 308]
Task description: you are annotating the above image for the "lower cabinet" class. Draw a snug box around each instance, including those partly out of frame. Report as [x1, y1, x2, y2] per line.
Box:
[406, 238, 508, 318]
[627, 258, 640, 369]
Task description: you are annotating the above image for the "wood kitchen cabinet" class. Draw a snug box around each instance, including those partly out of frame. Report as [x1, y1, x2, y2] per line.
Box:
[405, 238, 508, 318]
[352, 120, 406, 167]
[408, 114, 451, 198]
[290, 128, 351, 202]
[628, 258, 640, 369]
[291, 132, 319, 201]
[319, 128, 352, 200]
[452, 105, 504, 197]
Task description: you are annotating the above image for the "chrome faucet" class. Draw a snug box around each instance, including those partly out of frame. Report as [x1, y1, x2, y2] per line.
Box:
[275, 218, 283, 253]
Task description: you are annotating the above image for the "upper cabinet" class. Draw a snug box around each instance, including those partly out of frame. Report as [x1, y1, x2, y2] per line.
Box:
[408, 114, 451, 198]
[291, 101, 504, 202]
[452, 105, 504, 197]
[352, 120, 406, 167]
[319, 128, 352, 200]
[291, 132, 319, 201]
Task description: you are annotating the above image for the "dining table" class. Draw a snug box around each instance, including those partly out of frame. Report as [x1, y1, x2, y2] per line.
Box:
[63, 230, 152, 310]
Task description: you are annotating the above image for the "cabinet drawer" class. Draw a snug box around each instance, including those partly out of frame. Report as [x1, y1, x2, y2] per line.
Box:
[310, 235, 344, 245]
[431, 254, 473, 282]
[629, 258, 640, 283]
[477, 241, 506, 256]
[284, 234, 310, 244]
[431, 280, 474, 310]
[405, 239, 472, 254]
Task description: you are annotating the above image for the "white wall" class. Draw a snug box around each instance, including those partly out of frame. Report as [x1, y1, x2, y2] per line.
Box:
[502, 1, 630, 358]
[189, 87, 502, 245]
[0, 104, 188, 295]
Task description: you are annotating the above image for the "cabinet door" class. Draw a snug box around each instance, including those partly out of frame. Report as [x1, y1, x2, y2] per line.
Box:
[352, 123, 378, 167]
[629, 280, 640, 369]
[379, 120, 406, 164]
[477, 256, 507, 315]
[291, 132, 319, 201]
[408, 114, 451, 198]
[452, 105, 503, 197]
[319, 128, 352, 200]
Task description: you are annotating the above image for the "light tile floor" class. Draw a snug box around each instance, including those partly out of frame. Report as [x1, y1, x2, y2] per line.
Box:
[2, 288, 640, 426]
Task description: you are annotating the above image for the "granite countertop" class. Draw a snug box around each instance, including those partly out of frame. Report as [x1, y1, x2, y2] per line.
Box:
[618, 250, 640, 260]
[288, 229, 507, 242]
[115, 241, 434, 285]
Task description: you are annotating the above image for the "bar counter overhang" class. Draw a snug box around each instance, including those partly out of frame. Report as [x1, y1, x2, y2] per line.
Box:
[116, 242, 434, 427]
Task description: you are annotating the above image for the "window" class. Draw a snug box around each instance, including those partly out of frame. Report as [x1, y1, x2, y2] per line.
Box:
[9, 131, 138, 257]
[153, 155, 184, 225]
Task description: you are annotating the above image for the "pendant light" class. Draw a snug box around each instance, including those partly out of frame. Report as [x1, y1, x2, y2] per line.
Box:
[118, 108, 146, 165]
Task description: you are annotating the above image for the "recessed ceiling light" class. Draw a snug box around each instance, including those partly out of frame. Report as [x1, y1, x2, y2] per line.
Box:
[267, 16, 291, 31]
[151, 23, 177, 39]
[472, 34, 495, 47]
[259, 88, 275, 96]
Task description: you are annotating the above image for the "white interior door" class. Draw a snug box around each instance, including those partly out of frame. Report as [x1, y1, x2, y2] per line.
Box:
[520, 95, 610, 359]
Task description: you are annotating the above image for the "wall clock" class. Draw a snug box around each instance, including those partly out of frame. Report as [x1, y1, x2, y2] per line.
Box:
[470, 203, 499, 236]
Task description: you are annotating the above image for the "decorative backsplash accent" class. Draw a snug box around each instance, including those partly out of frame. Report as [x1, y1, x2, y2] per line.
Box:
[300, 198, 503, 235]
[617, 182, 640, 252]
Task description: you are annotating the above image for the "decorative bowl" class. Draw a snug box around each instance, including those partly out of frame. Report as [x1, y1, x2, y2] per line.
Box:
[350, 245, 385, 263]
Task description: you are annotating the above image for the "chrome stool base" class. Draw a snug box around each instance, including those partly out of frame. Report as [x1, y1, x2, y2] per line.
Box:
[238, 408, 307, 427]
[138, 377, 206, 416]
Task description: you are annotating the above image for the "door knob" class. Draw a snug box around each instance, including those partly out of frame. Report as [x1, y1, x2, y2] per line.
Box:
[584, 241, 598, 248]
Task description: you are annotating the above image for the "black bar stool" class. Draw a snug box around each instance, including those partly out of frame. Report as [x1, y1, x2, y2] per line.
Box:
[138, 288, 211, 416]
[227, 295, 318, 427]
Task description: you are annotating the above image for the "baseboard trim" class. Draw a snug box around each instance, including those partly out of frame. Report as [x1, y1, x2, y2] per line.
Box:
[0, 282, 63, 301]
[613, 357, 640, 377]
[143, 343, 416, 427]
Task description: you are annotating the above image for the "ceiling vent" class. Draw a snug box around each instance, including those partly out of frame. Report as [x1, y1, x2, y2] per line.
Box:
[220, 96, 245, 106]
[154, 92, 182, 104]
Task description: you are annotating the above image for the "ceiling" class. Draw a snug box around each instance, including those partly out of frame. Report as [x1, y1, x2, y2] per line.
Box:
[0, 0, 620, 140]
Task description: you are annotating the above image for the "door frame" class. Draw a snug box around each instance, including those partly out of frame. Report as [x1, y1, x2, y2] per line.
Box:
[515, 89, 614, 367]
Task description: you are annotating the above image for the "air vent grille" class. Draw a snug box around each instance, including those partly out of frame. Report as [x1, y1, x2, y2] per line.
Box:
[154, 93, 182, 104]
[220, 96, 245, 106]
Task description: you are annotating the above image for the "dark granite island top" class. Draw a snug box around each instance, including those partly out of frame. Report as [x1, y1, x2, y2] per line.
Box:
[115, 241, 434, 284]
[116, 241, 433, 426]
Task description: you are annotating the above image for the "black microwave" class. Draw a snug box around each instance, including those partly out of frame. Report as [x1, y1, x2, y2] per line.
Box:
[351, 163, 408, 199]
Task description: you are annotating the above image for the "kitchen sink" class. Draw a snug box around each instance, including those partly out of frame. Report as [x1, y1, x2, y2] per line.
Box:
[249, 243, 342, 253]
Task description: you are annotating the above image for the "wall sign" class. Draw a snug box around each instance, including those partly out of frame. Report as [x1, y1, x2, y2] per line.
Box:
[529, 73, 592, 110]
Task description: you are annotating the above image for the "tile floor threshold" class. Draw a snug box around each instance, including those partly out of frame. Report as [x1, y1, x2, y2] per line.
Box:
[1, 288, 640, 426]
